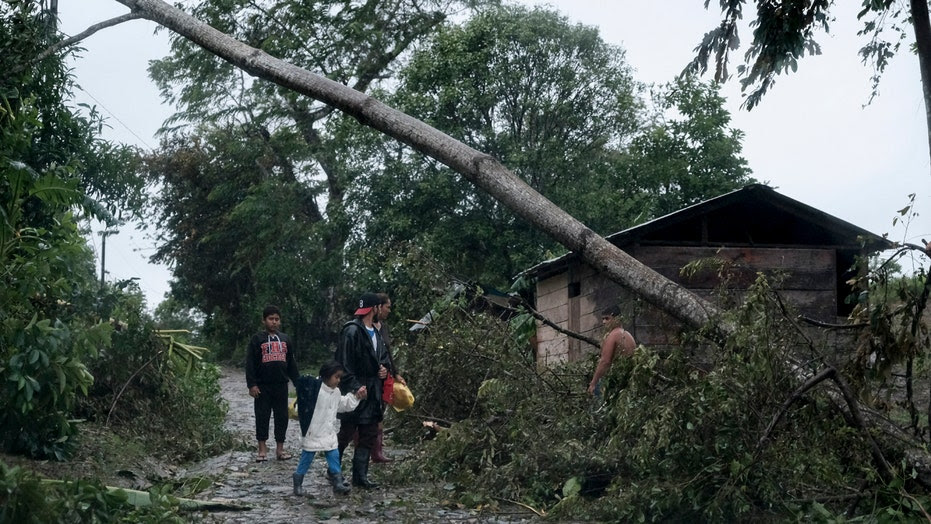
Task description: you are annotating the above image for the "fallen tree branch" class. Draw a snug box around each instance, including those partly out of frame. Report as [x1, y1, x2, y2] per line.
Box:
[769, 289, 894, 480]
[798, 316, 868, 329]
[755, 366, 836, 454]
[507, 296, 599, 348]
[106, 349, 162, 426]
[42, 479, 249, 511]
[830, 370, 894, 480]
[492, 497, 546, 517]
[787, 492, 870, 504]
[900, 489, 931, 522]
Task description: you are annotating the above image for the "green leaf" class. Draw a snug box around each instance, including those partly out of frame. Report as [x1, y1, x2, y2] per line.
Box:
[562, 476, 582, 498]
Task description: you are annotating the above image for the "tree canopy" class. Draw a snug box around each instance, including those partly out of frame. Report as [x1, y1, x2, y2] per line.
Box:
[344, 5, 752, 287]
[687, 0, 931, 168]
[0, 1, 135, 458]
[144, 0, 482, 356]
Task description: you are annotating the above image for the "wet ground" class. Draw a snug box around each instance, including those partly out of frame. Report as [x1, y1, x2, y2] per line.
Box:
[180, 367, 537, 523]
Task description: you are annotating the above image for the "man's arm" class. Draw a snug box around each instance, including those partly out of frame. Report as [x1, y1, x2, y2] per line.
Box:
[335, 325, 363, 392]
[588, 329, 620, 394]
[379, 323, 399, 377]
[245, 334, 261, 397]
[285, 338, 300, 386]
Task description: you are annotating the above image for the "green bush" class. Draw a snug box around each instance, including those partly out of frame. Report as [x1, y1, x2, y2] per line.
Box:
[397, 276, 931, 521]
[392, 299, 597, 507]
[77, 290, 233, 462]
[0, 163, 109, 459]
[0, 461, 189, 523]
[0, 316, 103, 459]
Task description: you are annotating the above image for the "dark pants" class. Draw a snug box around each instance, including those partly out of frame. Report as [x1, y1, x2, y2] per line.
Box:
[254, 381, 289, 443]
[337, 420, 378, 455]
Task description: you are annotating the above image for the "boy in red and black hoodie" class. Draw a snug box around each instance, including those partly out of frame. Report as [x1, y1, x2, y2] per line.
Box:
[245, 304, 300, 462]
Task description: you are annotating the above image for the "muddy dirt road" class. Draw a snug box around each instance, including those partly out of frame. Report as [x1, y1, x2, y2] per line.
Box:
[181, 366, 535, 523]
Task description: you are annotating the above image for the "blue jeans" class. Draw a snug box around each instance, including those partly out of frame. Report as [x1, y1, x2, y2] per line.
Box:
[295, 448, 341, 476]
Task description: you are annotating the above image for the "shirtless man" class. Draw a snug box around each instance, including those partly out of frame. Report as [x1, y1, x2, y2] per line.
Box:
[587, 305, 637, 396]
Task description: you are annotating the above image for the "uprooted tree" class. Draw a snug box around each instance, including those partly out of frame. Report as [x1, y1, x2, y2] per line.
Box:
[110, 0, 727, 338]
[66, 0, 931, 497]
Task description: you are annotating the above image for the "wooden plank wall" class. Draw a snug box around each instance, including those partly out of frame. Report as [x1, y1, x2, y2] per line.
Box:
[534, 246, 840, 365]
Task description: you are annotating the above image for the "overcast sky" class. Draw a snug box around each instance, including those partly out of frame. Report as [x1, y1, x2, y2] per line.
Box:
[58, 0, 930, 308]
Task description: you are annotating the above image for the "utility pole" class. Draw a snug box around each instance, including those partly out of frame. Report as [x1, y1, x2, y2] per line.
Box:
[99, 229, 119, 286]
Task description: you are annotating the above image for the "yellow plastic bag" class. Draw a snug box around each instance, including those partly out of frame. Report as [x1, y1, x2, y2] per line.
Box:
[391, 382, 414, 412]
[288, 397, 298, 420]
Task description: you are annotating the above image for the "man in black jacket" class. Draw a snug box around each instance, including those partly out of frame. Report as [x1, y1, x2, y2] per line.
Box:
[334, 292, 392, 488]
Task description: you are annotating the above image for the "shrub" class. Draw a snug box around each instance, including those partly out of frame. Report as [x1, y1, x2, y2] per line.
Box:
[397, 276, 931, 521]
[77, 288, 233, 462]
[0, 461, 189, 523]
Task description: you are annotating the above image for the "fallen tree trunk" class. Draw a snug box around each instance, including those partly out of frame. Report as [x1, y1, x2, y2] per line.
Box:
[114, 0, 730, 345]
[107, 0, 930, 487]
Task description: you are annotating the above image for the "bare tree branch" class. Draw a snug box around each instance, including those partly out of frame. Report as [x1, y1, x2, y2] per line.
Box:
[756, 366, 835, 454]
[798, 316, 868, 329]
[505, 296, 599, 348]
[16, 12, 144, 75]
[830, 371, 894, 481]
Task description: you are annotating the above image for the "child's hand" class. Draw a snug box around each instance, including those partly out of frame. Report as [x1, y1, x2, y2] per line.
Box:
[355, 386, 367, 399]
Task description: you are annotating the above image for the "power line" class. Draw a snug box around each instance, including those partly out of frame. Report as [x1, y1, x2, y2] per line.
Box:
[76, 86, 154, 149]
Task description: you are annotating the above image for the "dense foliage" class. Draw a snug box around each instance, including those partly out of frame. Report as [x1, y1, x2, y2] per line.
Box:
[623, 75, 754, 218]
[145, 0, 481, 361]
[0, 1, 113, 459]
[390, 273, 931, 521]
[1, 0, 232, 470]
[686, 0, 928, 112]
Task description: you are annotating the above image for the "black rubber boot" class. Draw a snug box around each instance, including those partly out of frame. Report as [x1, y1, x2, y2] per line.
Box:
[351, 448, 379, 489]
[292, 473, 304, 496]
[329, 472, 351, 495]
[327, 470, 351, 488]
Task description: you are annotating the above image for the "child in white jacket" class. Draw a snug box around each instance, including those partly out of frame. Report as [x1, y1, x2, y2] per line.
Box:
[293, 361, 367, 495]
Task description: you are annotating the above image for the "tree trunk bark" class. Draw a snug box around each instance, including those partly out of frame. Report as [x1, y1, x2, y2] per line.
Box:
[909, 0, 931, 172]
[114, 0, 730, 343]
